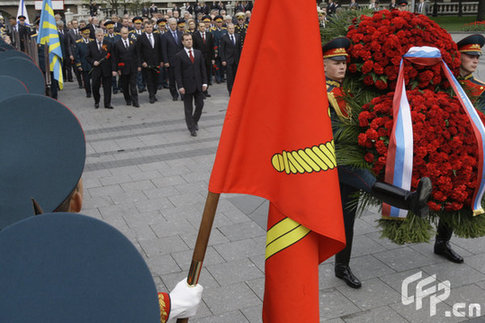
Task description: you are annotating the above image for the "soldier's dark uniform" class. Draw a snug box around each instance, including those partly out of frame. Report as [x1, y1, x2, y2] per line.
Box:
[103, 20, 121, 94]
[323, 38, 432, 289]
[74, 26, 93, 98]
[457, 34, 485, 112]
[30, 26, 58, 99]
[431, 34, 485, 265]
[155, 18, 169, 89]
[129, 17, 146, 93]
[211, 15, 227, 83]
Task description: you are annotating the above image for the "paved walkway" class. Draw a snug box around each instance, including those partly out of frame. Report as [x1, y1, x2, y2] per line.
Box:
[59, 33, 484, 322]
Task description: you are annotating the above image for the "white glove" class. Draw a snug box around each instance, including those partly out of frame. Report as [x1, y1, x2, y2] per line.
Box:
[167, 279, 203, 322]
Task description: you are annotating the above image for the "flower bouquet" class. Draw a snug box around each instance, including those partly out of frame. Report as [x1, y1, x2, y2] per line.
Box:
[325, 10, 485, 243]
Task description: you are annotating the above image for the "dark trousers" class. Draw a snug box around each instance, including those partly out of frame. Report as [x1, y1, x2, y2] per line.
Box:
[74, 65, 82, 87]
[167, 66, 179, 99]
[112, 75, 119, 92]
[63, 58, 73, 81]
[335, 183, 359, 266]
[205, 59, 212, 86]
[436, 220, 453, 242]
[214, 57, 225, 83]
[158, 66, 169, 88]
[136, 70, 145, 90]
[120, 72, 138, 104]
[81, 71, 91, 96]
[142, 68, 159, 99]
[92, 73, 112, 107]
[226, 62, 238, 94]
[183, 90, 204, 131]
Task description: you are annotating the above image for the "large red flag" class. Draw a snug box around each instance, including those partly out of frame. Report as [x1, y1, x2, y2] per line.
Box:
[208, 0, 345, 321]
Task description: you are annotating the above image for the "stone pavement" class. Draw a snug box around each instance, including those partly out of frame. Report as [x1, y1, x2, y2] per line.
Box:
[59, 34, 484, 322]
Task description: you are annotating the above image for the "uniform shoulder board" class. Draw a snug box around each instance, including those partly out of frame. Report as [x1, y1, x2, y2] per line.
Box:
[154, 30, 160, 34]
[76, 38, 83, 43]
[129, 30, 135, 33]
[30, 33, 37, 38]
[472, 77, 485, 86]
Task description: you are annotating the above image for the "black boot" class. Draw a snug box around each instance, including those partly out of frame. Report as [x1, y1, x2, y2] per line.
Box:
[335, 264, 361, 289]
[371, 177, 432, 217]
[434, 221, 463, 263]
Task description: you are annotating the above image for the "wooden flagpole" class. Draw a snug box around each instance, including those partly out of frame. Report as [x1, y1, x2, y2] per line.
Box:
[176, 191, 220, 323]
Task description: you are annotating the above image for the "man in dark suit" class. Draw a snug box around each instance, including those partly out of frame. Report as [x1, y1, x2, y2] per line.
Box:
[56, 20, 70, 83]
[192, 21, 215, 97]
[67, 19, 83, 88]
[74, 26, 93, 98]
[112, 27, 139, 107]
[219, 23, 240, 95]
[174, 33, 207, 137]
[137, 21, 162, 104]
[162, 18, 184, 101]
[86, 29, 114, 109]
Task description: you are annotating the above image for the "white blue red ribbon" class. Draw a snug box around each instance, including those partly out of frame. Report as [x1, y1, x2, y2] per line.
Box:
[384, 46, 485, 218]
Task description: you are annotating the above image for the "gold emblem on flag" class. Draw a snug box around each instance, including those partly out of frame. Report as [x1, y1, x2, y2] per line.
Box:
[266, 217, 311, 260]
[271, 141, 337, 174]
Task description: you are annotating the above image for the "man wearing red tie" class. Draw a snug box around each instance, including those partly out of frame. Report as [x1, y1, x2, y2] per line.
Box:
[174, 33, 207, 137]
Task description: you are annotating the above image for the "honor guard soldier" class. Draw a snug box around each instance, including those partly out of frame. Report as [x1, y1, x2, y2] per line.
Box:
[0, 96, 203, 323]
[457, 34, 485, 112]
[234, 11, 248, 51]
[397, 0, 409, 11]
[430, 34, 485, 265]
[104, 20, 121, 95]
[323, 37, 433, 288]
[31, 18, 58, 99]
[75, 26, 94, 98]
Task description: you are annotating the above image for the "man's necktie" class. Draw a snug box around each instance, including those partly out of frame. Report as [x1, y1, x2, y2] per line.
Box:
[124, 39, 128, 48]
[149, 34, 153, 48]
[98, 41, 102, 52]
[173, 31, 178, 43]
[202, 32, 206, 44]
[230, 34, 235, 45]
[189, 49, 194, 63]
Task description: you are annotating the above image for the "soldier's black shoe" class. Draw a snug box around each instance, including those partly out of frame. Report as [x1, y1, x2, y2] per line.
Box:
[133, 103, 140, 108]
[195, 123, 199, 131]
[371, 177, 432, 217]
[335, 265, 361, 289]
[190, 129, 197, 137]
[87, 93, 91, 98]
[172, 97, 178, 101]
[104, 106, 114, 109]
[94, 103, 99, 109]
[126, 101, 132, 106]
[434, 240, 464, 263]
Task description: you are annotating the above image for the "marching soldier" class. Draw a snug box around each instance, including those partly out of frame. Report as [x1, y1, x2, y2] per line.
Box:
[457, 34, 485, 112]
[323, 37, 433, 288]
[74, 26, 93, 98]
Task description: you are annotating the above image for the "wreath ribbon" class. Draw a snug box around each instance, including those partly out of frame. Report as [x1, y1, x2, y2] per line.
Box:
[384, 46, 485, 218]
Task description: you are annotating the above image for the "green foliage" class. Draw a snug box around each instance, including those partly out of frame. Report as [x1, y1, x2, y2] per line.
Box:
[378, 214, 434, 244]
[463, 22, 485, 32]
[321, 9, 373, 44]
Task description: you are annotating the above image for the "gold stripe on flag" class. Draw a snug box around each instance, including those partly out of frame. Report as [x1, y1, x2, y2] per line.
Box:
[265, 217, 310, 260]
